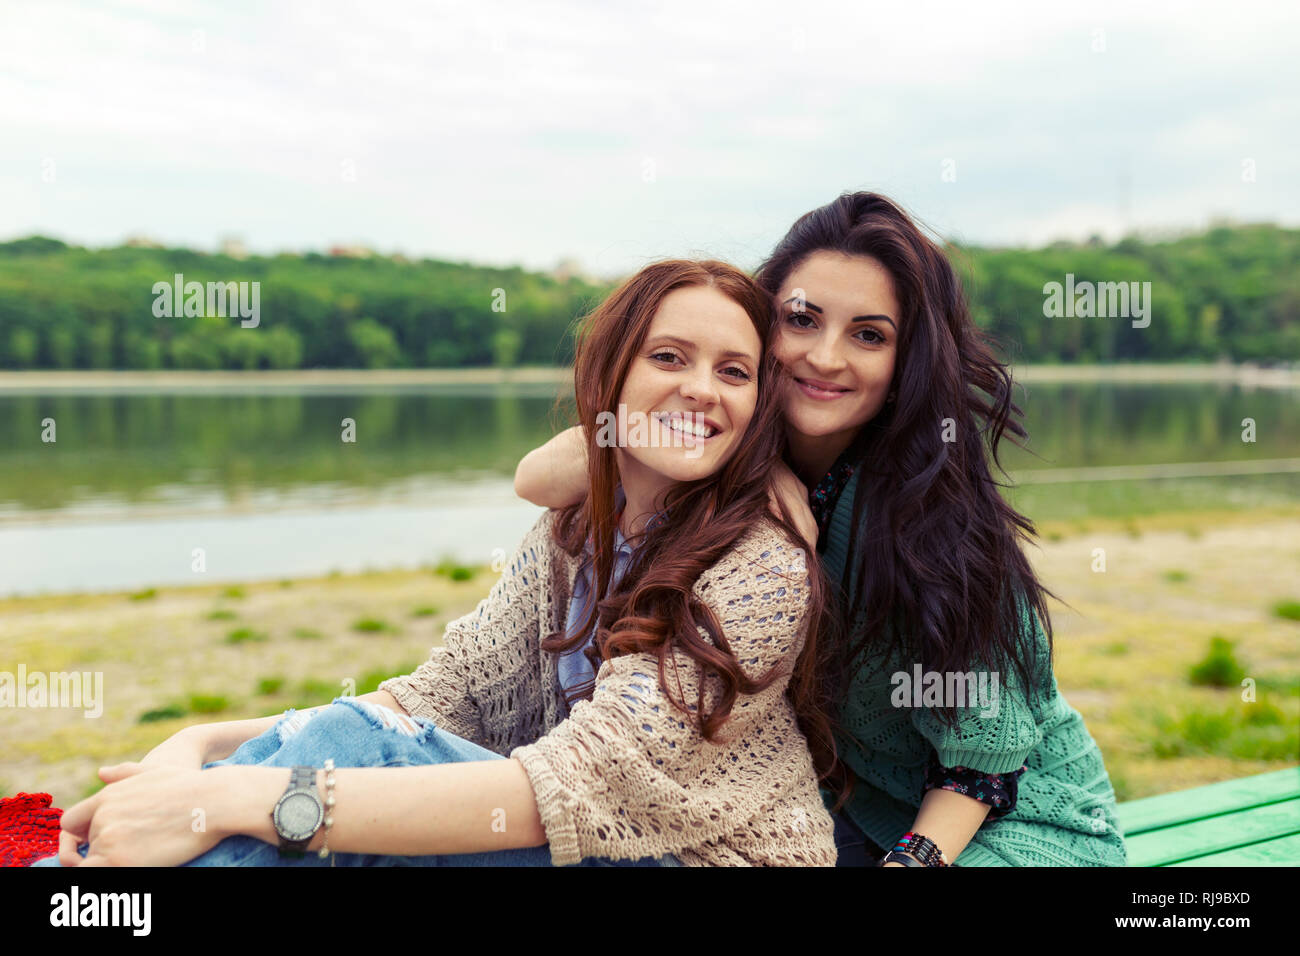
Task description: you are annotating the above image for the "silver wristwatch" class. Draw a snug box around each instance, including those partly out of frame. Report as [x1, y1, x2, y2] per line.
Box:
[272, 766, 324, 858]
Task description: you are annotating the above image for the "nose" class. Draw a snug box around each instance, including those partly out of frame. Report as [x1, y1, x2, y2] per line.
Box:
[678, 365, 719, 407]
[805, 330, 846, 374]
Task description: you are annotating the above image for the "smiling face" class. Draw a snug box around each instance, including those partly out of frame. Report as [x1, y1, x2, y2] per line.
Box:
[613, 283, 761, 514]
[771, 250, 900, 480]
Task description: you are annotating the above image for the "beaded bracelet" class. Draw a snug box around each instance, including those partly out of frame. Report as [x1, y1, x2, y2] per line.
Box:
[317, 758, 336, 866]
[892, 831, 949, 867]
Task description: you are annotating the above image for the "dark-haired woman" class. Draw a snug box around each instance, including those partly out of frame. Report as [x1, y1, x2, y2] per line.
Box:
[34, 259, 837, 867]
[516, 194, 1128, 867]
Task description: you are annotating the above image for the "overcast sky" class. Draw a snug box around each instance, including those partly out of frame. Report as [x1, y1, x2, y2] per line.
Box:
[1, 0, 1296, 275]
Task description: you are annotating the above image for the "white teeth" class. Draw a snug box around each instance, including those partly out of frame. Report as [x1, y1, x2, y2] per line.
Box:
[655, 413, 715, 438]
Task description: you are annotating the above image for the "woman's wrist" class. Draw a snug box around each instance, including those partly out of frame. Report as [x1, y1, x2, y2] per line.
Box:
[211, 765, 301, 844]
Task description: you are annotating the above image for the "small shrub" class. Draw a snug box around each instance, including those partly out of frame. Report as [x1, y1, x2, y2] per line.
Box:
[128, 588, 157, 601]
[188, 694, 229, 714]
[292, 627, 323, 640]
[1163, 569, 1190, 583]
[434, 559, 474, 581]
[1188, 636, 1246, 688]
[138, 704, 186, 723]
[206, 608, 238, 621]
[226, 627, 268, 644]
[352, 617, 393, 634]
[257, 676, 286, 695]
[411, 605, 440, 618]
[220, 586, 246, 599]
[1273, 600, 1300, 622]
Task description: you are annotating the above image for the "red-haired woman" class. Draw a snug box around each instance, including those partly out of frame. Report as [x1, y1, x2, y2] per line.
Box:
[516, 194, 1129, 868]
[34, 259, 839, 868]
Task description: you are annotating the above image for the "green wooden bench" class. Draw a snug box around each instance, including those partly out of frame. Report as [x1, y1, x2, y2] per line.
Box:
[1118, 766, 1300, 865]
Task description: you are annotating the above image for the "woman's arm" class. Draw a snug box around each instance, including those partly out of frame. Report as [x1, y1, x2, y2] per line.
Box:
[881, 789, 992, 866]
[513, 425, 587, 507]
[213, 758, 549, 856]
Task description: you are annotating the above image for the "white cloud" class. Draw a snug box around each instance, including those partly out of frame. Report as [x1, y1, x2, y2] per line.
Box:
[0, 0, 1296, 272]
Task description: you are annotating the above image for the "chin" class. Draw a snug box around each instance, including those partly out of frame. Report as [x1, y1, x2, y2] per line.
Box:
[645, 448, 727, 484]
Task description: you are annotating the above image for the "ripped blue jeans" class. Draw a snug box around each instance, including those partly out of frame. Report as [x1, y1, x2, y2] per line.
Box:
[32, 697, 680, 868]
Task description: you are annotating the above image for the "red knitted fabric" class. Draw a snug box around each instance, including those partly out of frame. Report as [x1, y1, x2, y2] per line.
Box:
[0, 793, 64, 867]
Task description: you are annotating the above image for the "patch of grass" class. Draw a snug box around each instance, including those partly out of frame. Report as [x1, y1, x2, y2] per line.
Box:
[1123, 519, 1142, 539]
[226, 627, 268, 644]
[352, 617, 395, 634]
[220, 585, 246, 599]
[356, 663, 420, 695]
[411, 605, 440, 618]
[1272, 600, 1300, 622]
[1183, 525, 1203, 540]
[256, 676, 286, 695]
[433, 559, 475, 582]
[290, 678, 340, 709]
[81, 778, 106, 800]
[292, 627, 323, 640]
[279, 579, 294, 589]
[187, 694, 229, 715]
[128, 587, 158, 601]
[1163, 569, 1190, 583]
[1188, 636, 1246, 688]
[205, 608, 238, 621]
[1150, 700, 1296, 761]
[1100, 641, 1130, 657]
[138, 704, 186, 724]
[1045, 530, 1064, 543]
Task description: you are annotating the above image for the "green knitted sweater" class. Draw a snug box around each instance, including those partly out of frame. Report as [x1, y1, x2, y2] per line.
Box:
[818, 469, 1128, 866]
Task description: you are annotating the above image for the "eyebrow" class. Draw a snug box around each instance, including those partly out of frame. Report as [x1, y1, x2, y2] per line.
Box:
[781, 296, 896, 330]
[646, 335, 757, 364]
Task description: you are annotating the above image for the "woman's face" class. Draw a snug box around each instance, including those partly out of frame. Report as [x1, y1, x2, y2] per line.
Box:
[614, 283, 761, 494]
[771, 250, 900, 447]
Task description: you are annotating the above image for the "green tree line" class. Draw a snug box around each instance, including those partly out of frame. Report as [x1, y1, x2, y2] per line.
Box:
[0, 223, 1295, 370]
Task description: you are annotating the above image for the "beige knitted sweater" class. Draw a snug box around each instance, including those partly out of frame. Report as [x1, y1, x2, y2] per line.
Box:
[379, 508, 837, 866]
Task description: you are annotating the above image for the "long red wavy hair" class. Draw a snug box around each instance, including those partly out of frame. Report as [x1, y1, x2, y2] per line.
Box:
[543, 259, 843, 794]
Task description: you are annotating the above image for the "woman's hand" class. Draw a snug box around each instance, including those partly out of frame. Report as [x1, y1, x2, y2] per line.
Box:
[57, 762, 230, 867]
[767, 460, 817, 551]
[140, 725, 211, 770]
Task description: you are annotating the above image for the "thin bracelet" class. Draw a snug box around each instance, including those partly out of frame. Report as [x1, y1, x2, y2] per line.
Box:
[317, 758, 336, 866]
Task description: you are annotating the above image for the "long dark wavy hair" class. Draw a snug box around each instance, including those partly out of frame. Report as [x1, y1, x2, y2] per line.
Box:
[542, 259, 843, 790]
[754, 192, 1057, 737]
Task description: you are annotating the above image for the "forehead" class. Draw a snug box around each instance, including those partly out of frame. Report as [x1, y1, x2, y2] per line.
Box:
[779, 251, 900, 316]
[645, 284, 761, 357]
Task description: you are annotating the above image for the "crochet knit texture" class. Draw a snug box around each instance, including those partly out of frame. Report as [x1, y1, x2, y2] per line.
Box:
[0, 793, 63, 867]
[381, 509, 837, 866]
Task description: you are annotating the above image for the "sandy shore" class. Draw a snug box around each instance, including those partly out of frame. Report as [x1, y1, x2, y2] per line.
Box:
[2, 511, 1297, 809]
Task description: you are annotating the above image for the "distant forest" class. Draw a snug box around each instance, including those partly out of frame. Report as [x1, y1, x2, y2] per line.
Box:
[0, 223, 1296, 370]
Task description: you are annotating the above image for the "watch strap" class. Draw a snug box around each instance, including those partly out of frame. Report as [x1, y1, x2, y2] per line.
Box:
[274, 766, 322, 858]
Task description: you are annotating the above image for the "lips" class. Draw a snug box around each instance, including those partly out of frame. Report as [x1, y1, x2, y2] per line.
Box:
[653, 410, 722, 439]
[794, 377, 853, 400]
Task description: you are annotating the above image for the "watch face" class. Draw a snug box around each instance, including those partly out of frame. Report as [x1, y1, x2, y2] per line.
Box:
[275, 791, 323, 840]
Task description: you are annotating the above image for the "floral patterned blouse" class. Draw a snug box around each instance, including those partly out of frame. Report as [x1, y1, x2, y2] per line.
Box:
[803, 451, 1027, 819]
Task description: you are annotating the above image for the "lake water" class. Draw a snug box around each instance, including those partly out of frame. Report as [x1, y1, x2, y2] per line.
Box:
[2, 379, 1297, 596]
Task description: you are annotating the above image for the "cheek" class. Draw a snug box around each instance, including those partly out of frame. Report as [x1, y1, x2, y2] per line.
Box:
[726, 393, 758, 437]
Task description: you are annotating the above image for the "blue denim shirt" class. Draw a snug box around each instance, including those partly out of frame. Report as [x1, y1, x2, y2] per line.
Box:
[558, 485, 667, 703]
